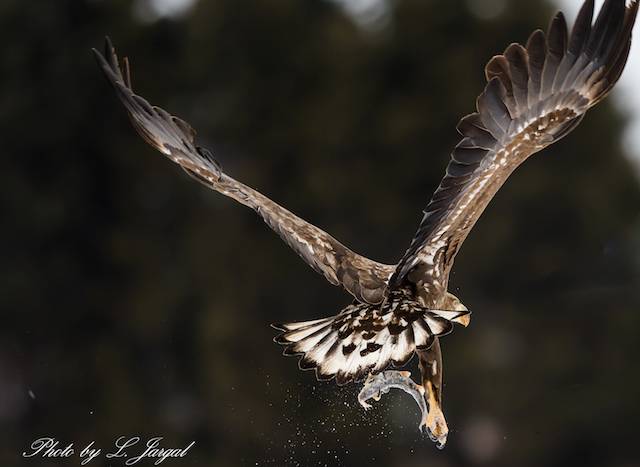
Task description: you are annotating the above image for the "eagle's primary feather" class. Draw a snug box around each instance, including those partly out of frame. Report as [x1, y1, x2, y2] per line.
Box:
[94, 0, 638, 447]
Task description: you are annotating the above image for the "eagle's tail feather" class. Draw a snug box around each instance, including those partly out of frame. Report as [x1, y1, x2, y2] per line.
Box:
[273, 299, 470, 385]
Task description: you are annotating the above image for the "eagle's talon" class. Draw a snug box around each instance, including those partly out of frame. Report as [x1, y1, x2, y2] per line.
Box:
[426, 426, 435, 441]
[424, 405, 449, 448]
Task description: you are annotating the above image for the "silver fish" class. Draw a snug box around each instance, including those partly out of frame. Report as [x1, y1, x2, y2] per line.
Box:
[358, 370, 429, 435]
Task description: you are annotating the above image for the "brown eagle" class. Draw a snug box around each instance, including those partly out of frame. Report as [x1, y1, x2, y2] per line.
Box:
[94, 0, 638, 448]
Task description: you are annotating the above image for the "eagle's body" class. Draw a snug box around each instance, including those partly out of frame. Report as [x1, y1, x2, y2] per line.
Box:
[95, 0, 638, 448]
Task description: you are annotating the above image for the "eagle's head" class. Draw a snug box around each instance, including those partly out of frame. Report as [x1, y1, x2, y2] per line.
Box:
[444, 292, 470, 326]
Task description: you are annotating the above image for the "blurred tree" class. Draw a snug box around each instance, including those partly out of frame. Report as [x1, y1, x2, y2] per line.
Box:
[1, 0, 639, 465]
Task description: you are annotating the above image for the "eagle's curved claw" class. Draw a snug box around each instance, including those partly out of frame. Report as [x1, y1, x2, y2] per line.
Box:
[425, 405, 448, 449]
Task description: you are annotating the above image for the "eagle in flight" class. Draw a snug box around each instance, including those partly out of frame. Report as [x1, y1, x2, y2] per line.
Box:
[95, 0, 638, 448]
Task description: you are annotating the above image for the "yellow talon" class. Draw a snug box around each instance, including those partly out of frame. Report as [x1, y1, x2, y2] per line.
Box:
[425, 381, 449, 449]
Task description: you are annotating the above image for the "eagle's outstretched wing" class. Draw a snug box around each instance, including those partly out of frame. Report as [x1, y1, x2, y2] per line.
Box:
[93, 39, 394, 305]
[390, 0, 638, 292]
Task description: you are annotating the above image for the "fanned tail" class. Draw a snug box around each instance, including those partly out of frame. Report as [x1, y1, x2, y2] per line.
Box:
[273, 291, 470, 385]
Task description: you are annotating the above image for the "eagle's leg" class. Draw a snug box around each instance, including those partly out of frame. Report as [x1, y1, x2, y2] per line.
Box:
[418, 337, 448, 449]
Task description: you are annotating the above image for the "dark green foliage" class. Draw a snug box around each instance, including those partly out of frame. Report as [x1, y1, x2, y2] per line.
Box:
[1, 0, 639, 465]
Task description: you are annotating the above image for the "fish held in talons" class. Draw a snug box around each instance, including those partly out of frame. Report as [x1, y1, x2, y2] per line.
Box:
[358, 370, 448, 445]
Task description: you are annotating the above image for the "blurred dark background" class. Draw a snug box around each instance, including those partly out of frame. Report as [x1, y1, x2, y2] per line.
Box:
[1, 0, 640, 465]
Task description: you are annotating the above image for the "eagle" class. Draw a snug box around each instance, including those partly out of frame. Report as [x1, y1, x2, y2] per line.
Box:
[94, 0, 638, 448]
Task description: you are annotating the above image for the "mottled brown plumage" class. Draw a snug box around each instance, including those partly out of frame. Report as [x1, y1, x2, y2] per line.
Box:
[94, 0, 638, 447]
